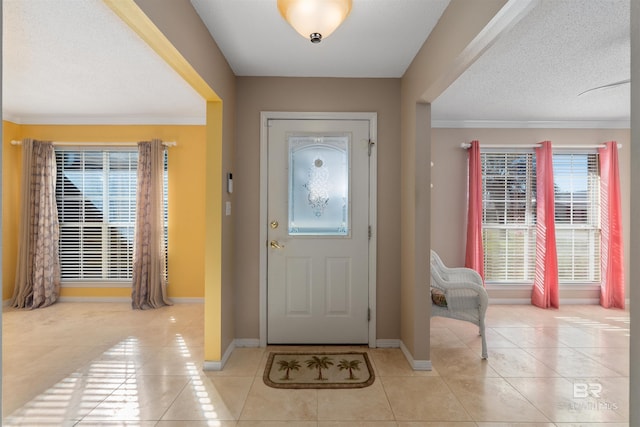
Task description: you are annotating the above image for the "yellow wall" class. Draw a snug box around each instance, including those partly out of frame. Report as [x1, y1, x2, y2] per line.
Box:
[2, 121, 206, 300]
[126, 0, 235, 361]
[2, 121, 23, 301]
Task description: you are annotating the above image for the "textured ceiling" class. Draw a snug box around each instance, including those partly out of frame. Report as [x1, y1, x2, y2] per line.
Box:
[2, 0, 205, 124]
[1, 0, 631, 126]
[431, 0, 630, 126]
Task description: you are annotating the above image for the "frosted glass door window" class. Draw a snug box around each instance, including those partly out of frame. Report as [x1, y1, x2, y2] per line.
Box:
[288, 135, 350, 235]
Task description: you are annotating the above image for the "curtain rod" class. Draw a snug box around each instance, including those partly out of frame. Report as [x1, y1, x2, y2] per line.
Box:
[10, 140, 177, 147]
[460, 142, 621, 149]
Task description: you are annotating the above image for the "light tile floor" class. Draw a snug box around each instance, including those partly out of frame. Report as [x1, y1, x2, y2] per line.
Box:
[2, 302, 630, 426]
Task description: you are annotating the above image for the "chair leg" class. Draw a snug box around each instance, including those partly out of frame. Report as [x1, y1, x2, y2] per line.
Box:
[479, 317, 488, 359]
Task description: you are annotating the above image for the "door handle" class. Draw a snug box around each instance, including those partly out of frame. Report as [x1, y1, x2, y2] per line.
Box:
[270, 240, 285, 249]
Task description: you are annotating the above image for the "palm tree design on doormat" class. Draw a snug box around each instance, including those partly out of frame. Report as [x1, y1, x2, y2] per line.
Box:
[305, 355, 334, 380]
[276, 359, 301, 380]
[337, 358, 362, 380]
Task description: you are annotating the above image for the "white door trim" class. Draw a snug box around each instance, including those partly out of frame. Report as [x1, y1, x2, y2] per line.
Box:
[259, 111, 377, 347]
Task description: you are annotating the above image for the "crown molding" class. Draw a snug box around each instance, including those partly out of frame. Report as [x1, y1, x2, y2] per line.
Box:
[3, 114, 205, 126]
[432, 119, 631, 129]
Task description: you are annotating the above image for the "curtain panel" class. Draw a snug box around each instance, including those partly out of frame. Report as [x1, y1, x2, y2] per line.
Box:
[10, 139, 61, 309]
[531, 141, 559, 309]
[598, 141, 625, 309]
[131, 140, 171, 309]
[464, 140, 485, 281]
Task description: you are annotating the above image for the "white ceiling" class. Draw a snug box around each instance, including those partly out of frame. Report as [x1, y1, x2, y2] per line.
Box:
[1, 0, 630, 127]
[2, 0, 206, 124]
[190, 0, 450, 78]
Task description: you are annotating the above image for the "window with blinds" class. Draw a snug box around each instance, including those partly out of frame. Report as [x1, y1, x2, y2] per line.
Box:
[553, 153, 600, 282]
[480, 151, 600, 285]
[55, 148, 168, 283]
[482, 152, 537, 282]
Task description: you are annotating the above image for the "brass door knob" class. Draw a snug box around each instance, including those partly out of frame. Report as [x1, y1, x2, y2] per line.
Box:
[270, 240, 285, 249]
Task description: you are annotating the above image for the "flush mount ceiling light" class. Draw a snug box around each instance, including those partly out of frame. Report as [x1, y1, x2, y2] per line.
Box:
[277, 0, 352, 43]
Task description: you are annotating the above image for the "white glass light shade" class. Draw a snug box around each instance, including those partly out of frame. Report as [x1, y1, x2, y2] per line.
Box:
[277, 0, 352, 43]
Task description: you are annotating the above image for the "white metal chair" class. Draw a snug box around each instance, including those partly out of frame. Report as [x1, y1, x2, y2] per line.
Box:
[430, 250, 488, 359]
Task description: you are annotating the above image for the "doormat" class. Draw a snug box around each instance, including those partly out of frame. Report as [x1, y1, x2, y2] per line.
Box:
[263, 351, 375, 389]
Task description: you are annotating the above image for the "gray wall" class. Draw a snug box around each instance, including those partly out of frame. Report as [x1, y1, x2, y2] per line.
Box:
[234, 77, 401, 341]
[232, 75, 632, 341]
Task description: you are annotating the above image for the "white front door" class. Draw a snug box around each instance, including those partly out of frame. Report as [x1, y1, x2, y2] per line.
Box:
[267, 117, 372, 344]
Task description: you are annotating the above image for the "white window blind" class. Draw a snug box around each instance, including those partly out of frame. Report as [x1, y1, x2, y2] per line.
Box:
[480, 150, 600, 285]
[55, 148, 168, 283]
[553, 153, 600, 283]
[481, 152, 537, 282]
[163, 152, 168, 279]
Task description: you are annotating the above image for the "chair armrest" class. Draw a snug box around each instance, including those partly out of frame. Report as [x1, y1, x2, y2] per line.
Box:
[441, 268, 484, 288]
[430, 250, 483, 287]
[430, 264, 488, 311]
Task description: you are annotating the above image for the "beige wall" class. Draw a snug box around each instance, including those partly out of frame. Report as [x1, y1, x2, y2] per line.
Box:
[431, 127, 631, 302]
[234, 77, 401, 340]
[399, 0, 508, 362]
[628, 2, 639, 422]
[133, 0, 237, 358]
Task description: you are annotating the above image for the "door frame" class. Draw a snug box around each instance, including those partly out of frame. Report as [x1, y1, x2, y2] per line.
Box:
[259, 111, 378, 347]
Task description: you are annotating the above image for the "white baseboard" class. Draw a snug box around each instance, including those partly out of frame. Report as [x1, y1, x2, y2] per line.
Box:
[489, 298, 531, 305]
[202, 338, 262, 371]
[235, 338, 260, 348]
[58, 296, 130, 303]
[561, 298, 600, 305]
[375, 339, 400, 348]
[203, 360, 223, 371]
[53, 297, 203, 304]
[399, 341, 432, 371]
[489, 298, 601, 305]
[171, 297, 204, 304]
[203, 340, 236, 371]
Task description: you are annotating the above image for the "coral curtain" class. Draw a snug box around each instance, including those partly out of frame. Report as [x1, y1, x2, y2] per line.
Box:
[598, 141, 625, 308]
[10, 139, 61, 309]
[131, 140, 171, 309]
[464, 140, 485, 281]
[531, 141, 559, 308]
